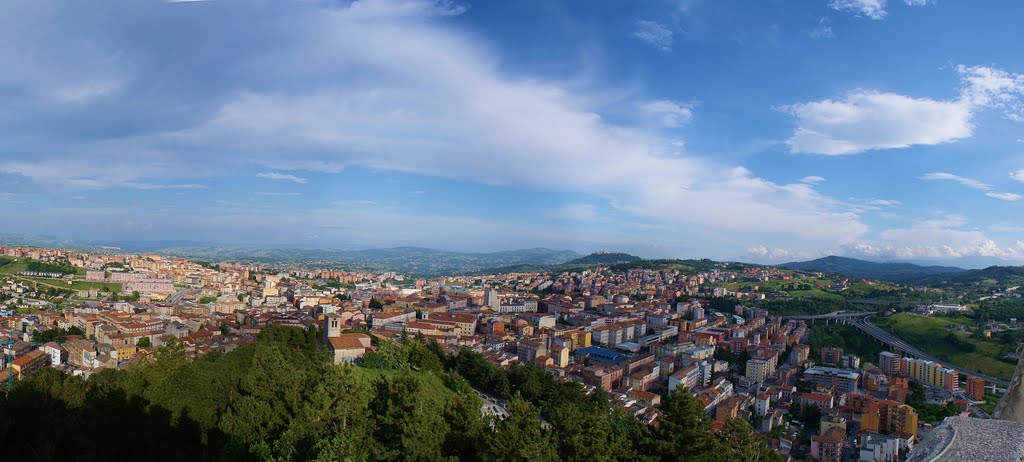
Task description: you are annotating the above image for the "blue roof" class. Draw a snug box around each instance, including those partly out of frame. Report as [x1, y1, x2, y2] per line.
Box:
[574, 346, 631, 365]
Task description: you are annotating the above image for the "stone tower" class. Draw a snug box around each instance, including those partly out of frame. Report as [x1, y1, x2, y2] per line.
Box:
[323, 312, 342, 342]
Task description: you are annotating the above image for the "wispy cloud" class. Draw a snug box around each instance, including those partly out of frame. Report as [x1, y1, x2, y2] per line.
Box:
[126, 182, 207, 190]
[640, 100, 693, 127]
[866, 199, 901, 207]
[807, 18, 835, 39]
[0, 0, 871, 252]
[829, 0, 887, 20]
[920, 172, 990, 190]
[335, 200, 378, 208]
[256, 172, 308, 184]
[986, 192, 1023, 201]
[921, 172, 1021, 201]
[633, 20, 674, 51]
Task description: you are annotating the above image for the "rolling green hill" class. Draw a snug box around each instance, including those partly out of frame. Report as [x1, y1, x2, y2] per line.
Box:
[912, 265, 1024, 289]
[565, 251, 643, 266]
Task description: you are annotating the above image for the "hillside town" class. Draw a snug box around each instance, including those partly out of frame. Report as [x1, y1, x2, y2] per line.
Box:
[0, 245, 1015, 462]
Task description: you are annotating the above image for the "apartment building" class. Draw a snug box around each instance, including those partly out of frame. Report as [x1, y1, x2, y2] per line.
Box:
[804, 366, 861, 394]
[861, 400, 918, 439]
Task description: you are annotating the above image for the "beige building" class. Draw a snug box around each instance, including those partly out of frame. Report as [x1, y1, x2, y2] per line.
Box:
[323, 313, 372, 364]
[746, 358, 770, 383]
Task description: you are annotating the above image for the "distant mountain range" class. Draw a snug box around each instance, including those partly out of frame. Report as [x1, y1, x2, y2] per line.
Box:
[472, 251, 647, 275]
[780, 256, 967, 283]
[9, 232, 1018, 283]
[154, 246, 584, 277]
[0, 235, 588, 277]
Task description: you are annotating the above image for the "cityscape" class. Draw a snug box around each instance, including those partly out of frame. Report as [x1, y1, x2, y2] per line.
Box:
[2, 244, 1023, 461]
[3, 0, 1024, 461]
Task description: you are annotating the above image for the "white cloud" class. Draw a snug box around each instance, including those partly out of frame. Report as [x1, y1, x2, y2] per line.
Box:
[785, 65, 1024, 155]
[830, 212, 1024, 261]
[256, 172, 308, 184]
[921, 172, 1022, 201]
[641, 100, 693, 127]
[829, 0, 887, 20]
[759, 213, 1024, 263]
[904, 0, 932, 5]
[986, 192, 1023, 201]
[784, 91, 971, 155]
[125, 183, 207, 190]
[800, 175, 826, 184]
[957, 65, 1024, 120]
[1011, 170, 1024, 182]
[875, 231, 1023, 260]
[342, 0, 468, 19]
[335, 200, 378, 208]
[550, 204, 599, 221]
[920, 172, 990, 190]
[0, 0, 868, 250]
[865, 199, 900, 207]
[633, 20, 674, 51]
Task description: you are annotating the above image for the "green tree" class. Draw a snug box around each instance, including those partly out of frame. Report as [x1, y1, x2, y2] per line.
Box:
[405, 338, 444, 372]
[716, 419, 782, 462]
[440, 383, 488, 462]
[363, 339, 409, 369]
[136, 337, 152, 348]
[368, 373, 449, 461]
[651, 388, 721, 462]
[486, 395, 559, 462]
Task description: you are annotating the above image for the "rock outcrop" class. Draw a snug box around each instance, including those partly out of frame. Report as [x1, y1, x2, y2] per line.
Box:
[994, 343, 1024, 423]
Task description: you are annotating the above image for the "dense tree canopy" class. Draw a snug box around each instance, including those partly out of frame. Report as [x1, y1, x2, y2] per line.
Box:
[0, 325, 779, 461]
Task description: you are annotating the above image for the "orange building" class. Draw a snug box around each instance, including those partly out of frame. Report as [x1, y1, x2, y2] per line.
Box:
[11, 349, 50, 380]
[965, 376, 986, 401]
[861, 400, 918, 439]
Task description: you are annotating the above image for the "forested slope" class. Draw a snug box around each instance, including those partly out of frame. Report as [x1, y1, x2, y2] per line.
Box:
[0, 326, 779, 462]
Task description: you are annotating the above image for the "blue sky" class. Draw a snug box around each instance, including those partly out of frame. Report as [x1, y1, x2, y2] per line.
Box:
[1, 0, 1023, 265]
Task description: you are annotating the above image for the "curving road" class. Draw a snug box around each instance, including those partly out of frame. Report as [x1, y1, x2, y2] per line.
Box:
[852, 316, 1010, 388]
[784, 311, 1010, 388]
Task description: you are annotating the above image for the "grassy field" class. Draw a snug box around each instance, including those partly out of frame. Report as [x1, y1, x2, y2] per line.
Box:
[0, 259, 30, 275]
[13, 276, 123, 293]
[789, 288, 845, 301]
[978, 391, 1003, 415]
[2, 257, 122, 293]
[873, 314, 1019, 380]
